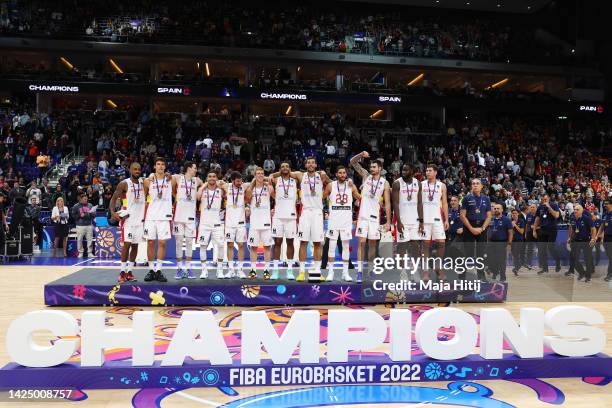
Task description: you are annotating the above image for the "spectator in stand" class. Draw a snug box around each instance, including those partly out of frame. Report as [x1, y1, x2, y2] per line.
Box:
[36, 151, 49, 181]
[25, 195, 42, 252]
[26, 180, 41, 205]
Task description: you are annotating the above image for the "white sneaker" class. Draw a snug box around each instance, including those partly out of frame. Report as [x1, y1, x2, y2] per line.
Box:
[226, 268, 236, 279]
[200, 269, 208, 279]
[237, 269, 246, 279]
[342, 271, 353, 282]
[326, 270, 335, 282]
[216, 269, 224, 279]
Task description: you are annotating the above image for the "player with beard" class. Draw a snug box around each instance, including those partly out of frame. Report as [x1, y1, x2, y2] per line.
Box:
[392, 164, 424, 273]
[172, 161, 203, 279]
[284, 157, 330, 282]
[222, 171, 248, 279]
[110, 162, 144, 282]
[143, 158, 175, 282]
[349, 151, 392, 283]
[197, 172, 226, 279]
[269, 162, 299, 280]
[245, 167, 275, 279]
[420, 164, 449, 281]
[323, 165, 360, 281]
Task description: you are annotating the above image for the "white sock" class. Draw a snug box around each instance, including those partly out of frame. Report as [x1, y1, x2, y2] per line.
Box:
[299, 262, 306, 273]
[314, 260, 321, 271]
[120, 261, 127, 272]
[177, 259, 183, 269]
[156, 259, 163, 271]
[357, 261, 363, 272]
[274, 259, 280, 270]
[200, 248, 208, 270]
[127, 262, 134, 272]
[342, 261, 349, 274]
[186, 260, 191, 269]
[150, 260, 156, 270]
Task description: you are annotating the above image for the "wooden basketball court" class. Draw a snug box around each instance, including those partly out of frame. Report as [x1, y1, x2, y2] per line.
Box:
[1, 263, 610, 407]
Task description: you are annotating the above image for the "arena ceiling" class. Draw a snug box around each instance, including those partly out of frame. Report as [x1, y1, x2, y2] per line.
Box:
[344, 0, 553, 13]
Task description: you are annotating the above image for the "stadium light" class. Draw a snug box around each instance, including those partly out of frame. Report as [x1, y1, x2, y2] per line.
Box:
[59, 57, 74, 70]
[370, 109, 384, 119]
[205, 63, 211, 77]
[109, 59, 124, 74]
[407, 73, 424, 86]
[285, 106, 293, 115]
[106, 99, 118, 109]
[486, 78, 509, 90]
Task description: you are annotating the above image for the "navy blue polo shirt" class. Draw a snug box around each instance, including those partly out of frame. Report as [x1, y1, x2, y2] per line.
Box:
[593, 217, 602, 231]
[573, 213, 594, 242]
[513, 216, 525, 241]
[604, 211, 612, 236]
[448, 208, 463, 234]
[525, 213, 535, 235]
[536, 202, 560, 229]
[489, 216, 513, 242]
[461, 193, 491, 223]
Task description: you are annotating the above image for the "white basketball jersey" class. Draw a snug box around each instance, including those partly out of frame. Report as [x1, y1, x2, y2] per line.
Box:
[398, 177, 420, 226]
[328, 180, 353, 230]
[274, 176, 297, 219]
[359, 175, 385, 222]
[123, 178, 145, 227]
[301, 172, 324, 210]
[146, 176, 173, 221]
[421, 180, 443, 223]
[200, 187, 223, 227]
[225, 184, 246, 228]
[174, 175, 197, 223]
[250, 184, 272, 229]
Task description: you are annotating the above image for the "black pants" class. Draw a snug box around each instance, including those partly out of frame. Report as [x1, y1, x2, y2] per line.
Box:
[567, 240, 576, 273]
[522, 238, 536, 267]
[463, 224, 487, 280]
[321, 237, 355, 269]
[488, 241, 508, 280]
[32, 220, 43, 247]
[604, 237, 612, 278]
[511, 240, 524, 270]
[572, 241, 594, 279]
[537, 228, 560, 271]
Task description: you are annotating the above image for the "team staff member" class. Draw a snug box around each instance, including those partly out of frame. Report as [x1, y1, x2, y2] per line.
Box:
[571, 204, 596, 282]
[598, 199, 612, 282]
[564, 210, 577, 277]
[447, 196, 463, 242]
[72, 193, 95, 258]
[523, 204, 537, 269]
[460, 178, 492, 281]
[488, 203, 513, 282]
[532, 194, 561, 275]
[510, 208, 525, 276]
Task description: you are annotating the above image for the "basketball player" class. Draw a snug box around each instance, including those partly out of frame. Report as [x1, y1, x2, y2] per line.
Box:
[287, 157, 330, 282]
[270, 162, 299, 280]
[421, 164, 449, 281]
[197, 172, 226, 279]
[323, 165, 360, 281]
[223, 171, 247, 279]
[349, 151, 391, 283]
[245, 167, 274, 279]
[110, 162, 144, 282]
[172, 162, 203, 279]
[392, 164, 424, 274]
[143, 157, 174, 282]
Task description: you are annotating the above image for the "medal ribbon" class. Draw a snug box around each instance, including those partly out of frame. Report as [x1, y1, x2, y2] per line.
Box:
[254, 186, 265, 206]
[154, 177, 165, 198]
[371, 176, 382, 197]
[232, 186, 240, 206]
[205, 188, 216, 209]
[426, 181, 436, 202]
[184, 176, 193, 199]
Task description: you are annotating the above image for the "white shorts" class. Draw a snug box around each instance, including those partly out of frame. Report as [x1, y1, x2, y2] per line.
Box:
[198, 226, 224, 247]
[423, 220, 446, 241]
[143, 220, 172, 241]
[272, 218, 297, 239]
[225, 225, 247, 243]
[298, 209, 324, 242]
[326, 228, 352, 241]
[396, 224, 422, 242]
[248, 228, 273, 247]
[122, 224, 144, 243]
[356, 218, 381, 240]
[173, 221, 196, 238]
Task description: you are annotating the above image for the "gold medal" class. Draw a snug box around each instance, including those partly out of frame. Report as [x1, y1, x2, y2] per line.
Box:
[233, 204, 238, 209]
[256, 202, 260, 208]
[157, 192, 163, 199]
